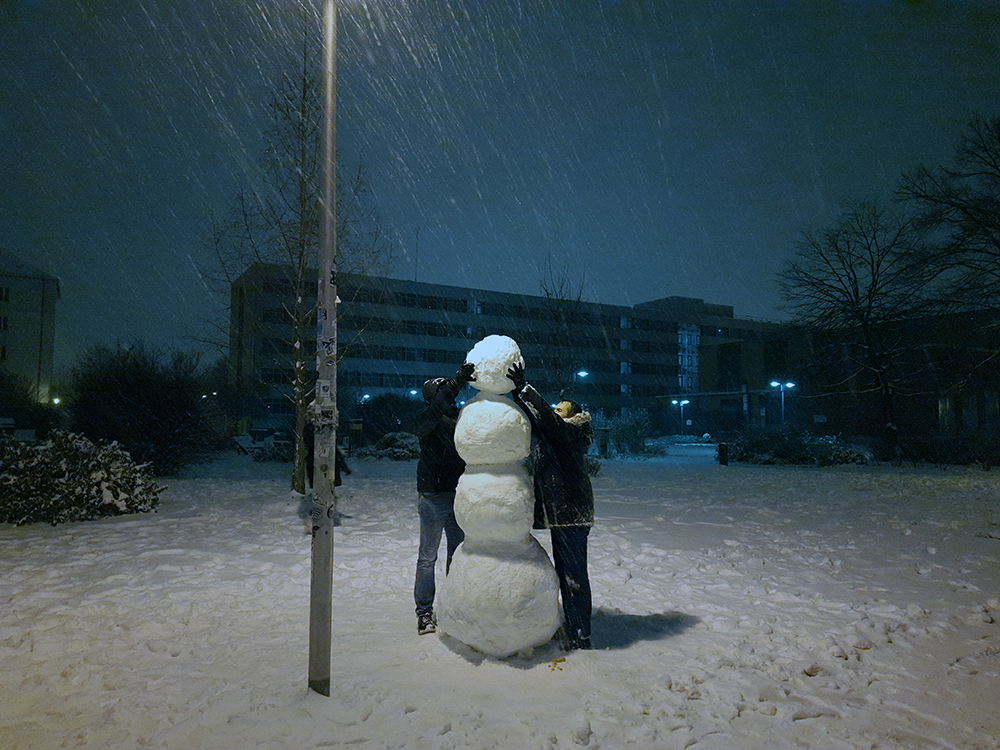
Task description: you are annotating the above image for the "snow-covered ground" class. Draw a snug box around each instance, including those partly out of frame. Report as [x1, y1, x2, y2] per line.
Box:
[2, 449, 999, 749]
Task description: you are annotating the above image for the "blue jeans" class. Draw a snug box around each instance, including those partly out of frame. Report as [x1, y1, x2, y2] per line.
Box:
[550, 526, 592, 643]
[414, 492, 465, 617]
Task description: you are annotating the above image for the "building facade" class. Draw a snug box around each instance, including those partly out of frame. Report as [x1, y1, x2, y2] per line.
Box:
[229, 264, 787, 434]
[0, 249, 60, 403]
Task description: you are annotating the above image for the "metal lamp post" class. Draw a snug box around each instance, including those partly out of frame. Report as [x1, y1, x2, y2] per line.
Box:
[309, 0, 337, 698]
[769, 381, 795, 425]
[671, 398, 689, 433]
[567, 369, 588, 404]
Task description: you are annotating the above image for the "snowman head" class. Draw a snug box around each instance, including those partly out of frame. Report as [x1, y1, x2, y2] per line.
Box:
[465, 335, 524, 395]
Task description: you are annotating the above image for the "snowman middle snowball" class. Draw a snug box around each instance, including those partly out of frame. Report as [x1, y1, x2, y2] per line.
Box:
[435, 335, 561, 657]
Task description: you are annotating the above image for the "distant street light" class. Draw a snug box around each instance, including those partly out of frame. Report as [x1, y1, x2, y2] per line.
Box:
[671, 398, 690, 434]
[770, 381, 795, 425]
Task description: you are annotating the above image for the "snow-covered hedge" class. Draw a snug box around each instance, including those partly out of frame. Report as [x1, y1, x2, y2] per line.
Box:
[0, 431, 163, 526]
[358, 431, 420, 461]
[591, 409, 652, 456]
[728, 431, 869, 466]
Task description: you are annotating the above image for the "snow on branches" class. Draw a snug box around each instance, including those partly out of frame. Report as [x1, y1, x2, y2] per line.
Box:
[0, 431, 163, 526]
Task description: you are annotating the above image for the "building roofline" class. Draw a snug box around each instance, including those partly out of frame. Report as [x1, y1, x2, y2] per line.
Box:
[239, 263, 780, 327]
[0, 248, 61, 292]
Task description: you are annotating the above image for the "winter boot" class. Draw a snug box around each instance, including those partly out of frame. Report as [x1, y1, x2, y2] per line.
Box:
[417, 613, 436, 635]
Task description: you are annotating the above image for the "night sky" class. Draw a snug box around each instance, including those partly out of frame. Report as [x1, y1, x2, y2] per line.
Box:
[2, 0, 997, 374]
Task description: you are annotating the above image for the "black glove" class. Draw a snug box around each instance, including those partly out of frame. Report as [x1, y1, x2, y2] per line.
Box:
[455, 361, 476, 386]
[507, 361, 526, 390]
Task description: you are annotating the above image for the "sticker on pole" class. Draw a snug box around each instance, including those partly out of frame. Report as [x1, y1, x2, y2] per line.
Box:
[316, 380, 332, 400]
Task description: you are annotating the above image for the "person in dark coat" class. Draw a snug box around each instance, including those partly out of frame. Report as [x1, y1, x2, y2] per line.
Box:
[508, 361, 594, 650]
[413, 362, 475, 635]
[304, 420, 351, 489]
[300, 418, 352, 533]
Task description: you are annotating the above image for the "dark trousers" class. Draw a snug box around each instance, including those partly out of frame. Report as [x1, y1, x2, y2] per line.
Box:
[550, 526, 592, 643]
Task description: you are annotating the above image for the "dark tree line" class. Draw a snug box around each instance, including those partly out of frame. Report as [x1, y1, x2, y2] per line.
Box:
[779, 115, 1000, 449]
[0, 370, 62, 437]
[1, 344, 234, 478]
[67, 343, 226, 476]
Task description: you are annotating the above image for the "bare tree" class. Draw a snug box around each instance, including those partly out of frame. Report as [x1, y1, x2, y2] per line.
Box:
[779, 201, 934, 445]
[538, 255, 589, 399]
[207, 25, 392, 493]
[897, 115, 1000, 311]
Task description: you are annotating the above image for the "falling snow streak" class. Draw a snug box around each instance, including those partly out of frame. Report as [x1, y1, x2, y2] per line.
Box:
[1, 0, 997, 370]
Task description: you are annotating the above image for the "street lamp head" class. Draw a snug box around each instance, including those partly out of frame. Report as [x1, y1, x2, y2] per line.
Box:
[576, 370, 589, 378]
[770, 380, 780, 388]
[785, 382, 796, 389]
[681, 399, 690, 405]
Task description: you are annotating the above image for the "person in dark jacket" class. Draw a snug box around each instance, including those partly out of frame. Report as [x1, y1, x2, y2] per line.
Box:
[508, 361, 594, 650]
[304, 420, 351, 490]
[413, 362, 475, 635]
[300, 418, 352, 533]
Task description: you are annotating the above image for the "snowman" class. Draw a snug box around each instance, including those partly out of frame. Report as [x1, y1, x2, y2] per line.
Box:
[436, 335, 561, 657]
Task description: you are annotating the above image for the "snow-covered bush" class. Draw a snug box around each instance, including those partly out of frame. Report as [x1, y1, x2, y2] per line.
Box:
[969, 429, 1000, 470]
[358, 431, 420, 461]
[728, 431, 868, 466]
[0, 431, 163, 526]
[591, 409, 651, 456]
[897, 431, 1000, 469]
[355, 393, 422, 446]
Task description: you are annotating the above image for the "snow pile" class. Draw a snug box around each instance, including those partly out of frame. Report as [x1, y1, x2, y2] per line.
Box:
[1, 451, 998, 749]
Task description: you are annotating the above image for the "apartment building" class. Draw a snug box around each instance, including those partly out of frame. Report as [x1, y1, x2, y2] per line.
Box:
[230, 264, 786, 433]
[0, 249, 60, 403]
